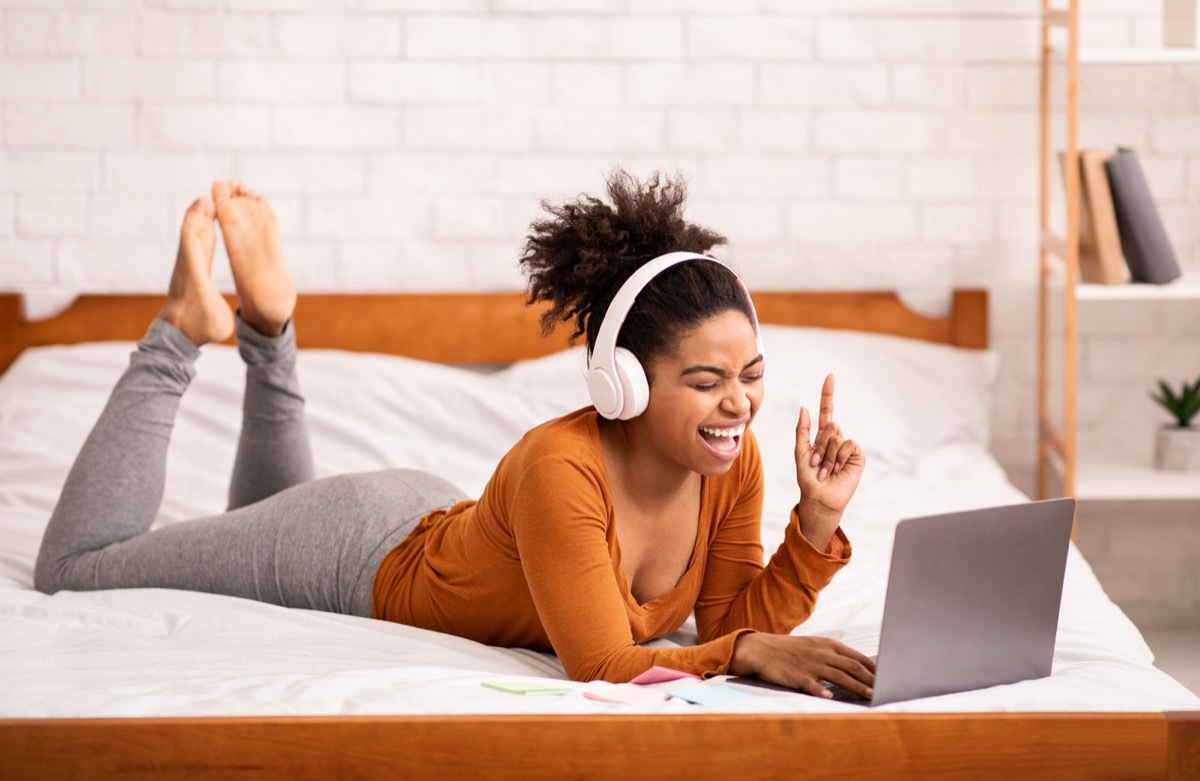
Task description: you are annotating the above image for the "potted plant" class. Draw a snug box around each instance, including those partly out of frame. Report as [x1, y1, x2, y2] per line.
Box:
[1150, 374, 1200, 471]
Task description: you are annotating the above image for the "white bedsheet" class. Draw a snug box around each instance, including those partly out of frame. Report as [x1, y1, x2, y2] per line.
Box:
[1, 336, 1196, 716]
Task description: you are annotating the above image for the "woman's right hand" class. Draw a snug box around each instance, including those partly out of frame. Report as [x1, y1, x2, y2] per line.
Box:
[729, 632, 875, 700]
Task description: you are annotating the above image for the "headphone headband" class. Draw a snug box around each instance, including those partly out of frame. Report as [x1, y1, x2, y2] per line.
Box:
[586, 252, 763, 420]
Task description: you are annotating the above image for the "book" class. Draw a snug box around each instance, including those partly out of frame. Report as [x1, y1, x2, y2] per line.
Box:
[1104, 147, 1182, 285]
[1059, 149, 1128, 285]
[1078, 149, 1128, 285]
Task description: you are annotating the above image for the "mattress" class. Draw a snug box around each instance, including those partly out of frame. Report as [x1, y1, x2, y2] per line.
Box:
[1, 324, 1196, 716]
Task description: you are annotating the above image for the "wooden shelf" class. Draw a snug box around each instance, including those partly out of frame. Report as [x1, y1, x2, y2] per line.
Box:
[1076, 273, 1200, 301]
[1079, 48, 1200, 64]
[1051, 46, 1200, 64]
[1074, 455, 1200, 501]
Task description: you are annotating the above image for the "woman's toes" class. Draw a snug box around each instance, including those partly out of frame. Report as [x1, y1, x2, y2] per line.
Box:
[179, 197, 217, 260]
[160, 196, 233, 347]
[183, 196, 217, 229]
[212, 179, 233, 206]
[213, 182, 294, 337]
[187, 196, 216, 220]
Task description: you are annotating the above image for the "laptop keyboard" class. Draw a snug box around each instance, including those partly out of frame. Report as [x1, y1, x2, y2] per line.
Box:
[727, 674, 873, 705]
[823, 656, 876, 704]
[823, 682, 870, 704]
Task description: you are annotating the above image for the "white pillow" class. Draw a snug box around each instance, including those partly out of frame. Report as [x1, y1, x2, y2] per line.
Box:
[294, 348, 589, 499]
[494, 326, 999, 476]
[753, 325, 999, 475]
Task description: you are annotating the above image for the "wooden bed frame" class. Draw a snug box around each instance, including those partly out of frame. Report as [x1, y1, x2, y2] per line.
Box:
[0, 289, 1196, 781]
[1, 289, 989, 373]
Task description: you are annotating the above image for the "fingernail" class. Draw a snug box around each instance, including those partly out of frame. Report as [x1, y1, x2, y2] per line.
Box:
[866, 688, 874, 698]
[821, 689, 833, 699]
[810, 453, 821, 466]
[819, 467, 828, 480]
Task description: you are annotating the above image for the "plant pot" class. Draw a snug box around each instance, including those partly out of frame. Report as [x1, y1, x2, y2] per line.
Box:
[1154, 425, 1200, 471]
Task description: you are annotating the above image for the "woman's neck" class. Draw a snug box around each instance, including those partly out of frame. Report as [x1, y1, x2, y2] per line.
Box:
[598, 418, 699, 503]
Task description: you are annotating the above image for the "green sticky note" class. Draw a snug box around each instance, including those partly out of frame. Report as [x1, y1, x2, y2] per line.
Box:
[482, 681, 569, 696]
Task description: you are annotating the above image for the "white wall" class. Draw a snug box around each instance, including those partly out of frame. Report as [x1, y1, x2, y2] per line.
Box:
[2, 0, 1198, 499]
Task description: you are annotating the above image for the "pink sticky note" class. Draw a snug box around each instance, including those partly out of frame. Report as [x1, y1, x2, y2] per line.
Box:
[628, 665, 702, 685]
[582, 684, 670, 706]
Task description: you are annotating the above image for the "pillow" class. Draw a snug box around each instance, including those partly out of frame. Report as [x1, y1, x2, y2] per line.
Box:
[494, 326, 999, 475]
[753, 325, 1000, 475]
[294, 348, 589, 499]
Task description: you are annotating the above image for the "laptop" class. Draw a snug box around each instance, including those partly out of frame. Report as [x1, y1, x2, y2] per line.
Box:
[739, 497, 1075, 706]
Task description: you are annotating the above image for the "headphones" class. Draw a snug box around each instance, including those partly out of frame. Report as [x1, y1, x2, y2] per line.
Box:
[586, 251, 764, 421]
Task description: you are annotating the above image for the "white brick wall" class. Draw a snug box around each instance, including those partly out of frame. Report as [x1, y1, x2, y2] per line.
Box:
[1, 3, 1198, 553]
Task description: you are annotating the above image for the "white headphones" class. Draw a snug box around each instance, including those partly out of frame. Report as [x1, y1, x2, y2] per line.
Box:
[586, 251, 764, 421]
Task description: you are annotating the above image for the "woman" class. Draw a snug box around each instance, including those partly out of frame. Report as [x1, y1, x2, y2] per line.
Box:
[35, 173, 874, 699]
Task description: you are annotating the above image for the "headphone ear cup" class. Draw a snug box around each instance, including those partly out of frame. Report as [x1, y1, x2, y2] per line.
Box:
[612, 347, 650, 420]
[586, 363, 622, 420]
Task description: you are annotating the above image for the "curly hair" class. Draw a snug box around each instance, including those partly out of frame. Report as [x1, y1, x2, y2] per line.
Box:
[519, 170, 754, 373]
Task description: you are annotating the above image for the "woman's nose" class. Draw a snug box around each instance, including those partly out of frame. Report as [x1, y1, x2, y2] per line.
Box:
[722, 385, 751, 415]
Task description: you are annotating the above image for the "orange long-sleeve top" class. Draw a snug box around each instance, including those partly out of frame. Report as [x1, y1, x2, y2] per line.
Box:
[371, 407, 851, 683]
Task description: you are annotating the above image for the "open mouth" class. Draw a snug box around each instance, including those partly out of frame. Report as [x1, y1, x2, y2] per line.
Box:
[698, 422, 746, 460]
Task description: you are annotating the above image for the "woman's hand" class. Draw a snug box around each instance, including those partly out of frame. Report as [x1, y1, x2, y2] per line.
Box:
[795, 373, 865, 547]
[730, 632, 875, 700]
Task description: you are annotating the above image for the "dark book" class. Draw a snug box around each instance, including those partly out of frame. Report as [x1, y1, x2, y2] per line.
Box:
[1104, 147, 1181, 285]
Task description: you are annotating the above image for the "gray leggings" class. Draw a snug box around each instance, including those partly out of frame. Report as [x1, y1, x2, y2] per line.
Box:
[33, 316, 467, 618]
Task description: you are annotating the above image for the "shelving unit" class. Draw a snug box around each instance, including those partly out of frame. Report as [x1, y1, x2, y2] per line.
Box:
[1037, 0, 1080, 501]
[1036, 3, 1200, 504]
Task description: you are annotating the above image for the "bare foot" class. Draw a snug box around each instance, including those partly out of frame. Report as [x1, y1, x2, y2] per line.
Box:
[213, 179, 295, 337]
[159, 197, 235, 347]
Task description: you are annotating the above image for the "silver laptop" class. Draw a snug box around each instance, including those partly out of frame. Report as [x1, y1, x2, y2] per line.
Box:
[735, 498, 1075, 706]
[847, 497, 1076, 706]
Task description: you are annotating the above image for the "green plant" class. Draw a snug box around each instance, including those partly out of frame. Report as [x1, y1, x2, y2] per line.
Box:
[1149, 375, 1200, 428]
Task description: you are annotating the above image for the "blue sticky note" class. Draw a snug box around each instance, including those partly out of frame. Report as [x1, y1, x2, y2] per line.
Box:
[667, 684, 756, 706]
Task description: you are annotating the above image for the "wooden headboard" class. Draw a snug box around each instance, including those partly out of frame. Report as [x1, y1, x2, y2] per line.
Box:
[0, 289, 987, 375]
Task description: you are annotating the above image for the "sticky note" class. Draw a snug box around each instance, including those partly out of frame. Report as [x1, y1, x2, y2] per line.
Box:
[629, 665, 703, 685]
[582, 684, 670, 706]
[481, 681, 569, 696]
[666, 684, 756, 706]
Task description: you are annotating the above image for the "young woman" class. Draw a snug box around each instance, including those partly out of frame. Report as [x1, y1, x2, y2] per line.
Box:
[35, 173, 874, 699]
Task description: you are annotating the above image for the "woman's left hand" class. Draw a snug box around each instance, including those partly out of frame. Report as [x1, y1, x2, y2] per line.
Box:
[794, 374, 866, 545]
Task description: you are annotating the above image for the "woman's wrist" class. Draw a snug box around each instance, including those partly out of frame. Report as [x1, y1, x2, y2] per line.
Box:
[729, 631, 762, 677]
[796, 497, 841, 552]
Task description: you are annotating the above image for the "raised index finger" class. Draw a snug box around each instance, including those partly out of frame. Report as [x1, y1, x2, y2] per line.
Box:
[818, 373, 835, 429]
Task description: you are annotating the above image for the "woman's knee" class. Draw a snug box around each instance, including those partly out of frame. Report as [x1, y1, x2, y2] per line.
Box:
[32, 553, 69, 594]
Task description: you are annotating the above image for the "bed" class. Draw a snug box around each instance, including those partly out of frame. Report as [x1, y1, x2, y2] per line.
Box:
[0, 289, 1196, 780]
